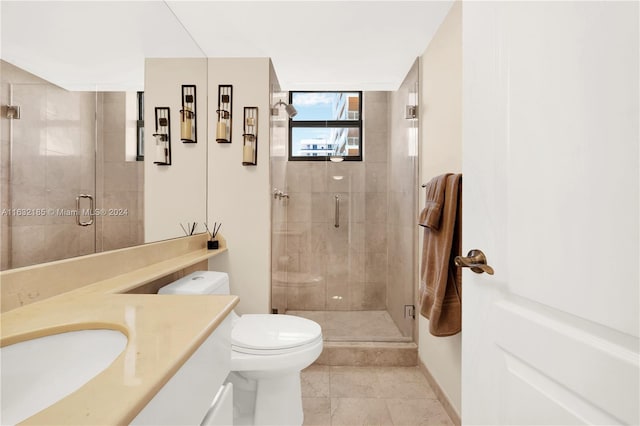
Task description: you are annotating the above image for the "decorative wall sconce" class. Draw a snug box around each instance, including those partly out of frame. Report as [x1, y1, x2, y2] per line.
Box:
[180, 85, 196, 143]
[216, 85, 233, 143]
[153, 107, 171, 166]
[242, 107, 258, 166]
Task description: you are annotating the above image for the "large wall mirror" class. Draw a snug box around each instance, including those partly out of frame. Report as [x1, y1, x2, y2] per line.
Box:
[0, 2, 208, 271]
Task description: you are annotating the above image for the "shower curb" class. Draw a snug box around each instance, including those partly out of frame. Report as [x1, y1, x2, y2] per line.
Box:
[314, 341, 418, 367]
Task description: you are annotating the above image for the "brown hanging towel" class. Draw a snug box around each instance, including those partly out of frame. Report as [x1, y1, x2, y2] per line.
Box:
[418, 173, 462, 336]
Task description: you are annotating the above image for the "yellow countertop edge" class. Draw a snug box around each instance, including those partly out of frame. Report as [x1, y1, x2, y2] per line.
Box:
[2, 293, 239, 425]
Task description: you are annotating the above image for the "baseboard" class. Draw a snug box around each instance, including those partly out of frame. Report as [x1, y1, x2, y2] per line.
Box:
[418, 358, 461, 426]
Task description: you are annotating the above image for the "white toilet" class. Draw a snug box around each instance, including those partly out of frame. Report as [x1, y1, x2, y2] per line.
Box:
[158, 271, 323, 426]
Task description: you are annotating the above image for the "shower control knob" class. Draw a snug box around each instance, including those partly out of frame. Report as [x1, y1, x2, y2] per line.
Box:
[272, 189, 289, 200]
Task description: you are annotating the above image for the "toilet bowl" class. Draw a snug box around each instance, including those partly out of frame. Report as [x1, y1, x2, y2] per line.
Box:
[158, 271, 323, 426]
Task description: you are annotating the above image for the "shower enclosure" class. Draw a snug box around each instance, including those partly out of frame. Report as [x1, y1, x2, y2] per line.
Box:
[270, 62, 419, 343]
[1, 61, 144, 270]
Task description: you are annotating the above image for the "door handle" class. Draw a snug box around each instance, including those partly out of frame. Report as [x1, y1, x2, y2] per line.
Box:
[334, 195, 339, 228]
[454, 249, 494, 275]
[75, 194, 94, 226]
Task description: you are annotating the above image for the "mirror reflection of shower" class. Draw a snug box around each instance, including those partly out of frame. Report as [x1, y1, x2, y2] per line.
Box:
[273, 188, 289, 201]
[271, 100, 297, 118]
[1, 61, 145, 270]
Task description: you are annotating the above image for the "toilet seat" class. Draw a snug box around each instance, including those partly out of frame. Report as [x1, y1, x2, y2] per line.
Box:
[231, 335, 323, 373]
[232, 335, 323, 355]
[232, 314, 322, 355]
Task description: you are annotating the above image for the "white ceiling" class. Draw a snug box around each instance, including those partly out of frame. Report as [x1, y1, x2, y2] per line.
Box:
[1, 1, 453, 91]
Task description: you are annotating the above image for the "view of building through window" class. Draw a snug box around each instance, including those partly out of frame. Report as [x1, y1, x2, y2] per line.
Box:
[289, 91, 362, 160]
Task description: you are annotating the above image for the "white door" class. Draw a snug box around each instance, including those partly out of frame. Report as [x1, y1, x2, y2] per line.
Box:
[461, 2, 639, 425]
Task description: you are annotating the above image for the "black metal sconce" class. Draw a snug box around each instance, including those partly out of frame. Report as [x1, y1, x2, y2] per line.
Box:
[180, 85, 196, 143]
[216, 85, 232, 143]
[242, 107, 258, 166]
[153, 107, 171, 166]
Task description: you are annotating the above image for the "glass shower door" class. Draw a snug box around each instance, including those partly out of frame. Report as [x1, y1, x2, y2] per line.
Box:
[323, 159, 409, 342]
[6, 83, 96, 269]
[273, 90, 418, 343]
[283, 157, 411, 342]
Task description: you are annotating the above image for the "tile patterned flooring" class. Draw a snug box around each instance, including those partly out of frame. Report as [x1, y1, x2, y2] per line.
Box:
[301, 365, 454, 426]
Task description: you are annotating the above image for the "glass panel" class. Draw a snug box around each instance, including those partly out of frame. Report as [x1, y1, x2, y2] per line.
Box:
[291, 127, 360, 158]
[270, 90, 289, 314]
[291, 92, 360, 121]
[273, 90, 419, 342]
[5, 83, 97, 269]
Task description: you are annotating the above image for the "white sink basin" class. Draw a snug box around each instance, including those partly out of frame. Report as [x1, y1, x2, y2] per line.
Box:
[1, 329, 127, 425]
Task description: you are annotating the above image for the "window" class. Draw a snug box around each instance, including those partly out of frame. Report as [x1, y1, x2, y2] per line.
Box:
[288, 91, 362, 161]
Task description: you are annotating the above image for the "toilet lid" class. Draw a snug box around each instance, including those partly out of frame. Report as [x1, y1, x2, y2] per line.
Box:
[232, 314, 321, 351]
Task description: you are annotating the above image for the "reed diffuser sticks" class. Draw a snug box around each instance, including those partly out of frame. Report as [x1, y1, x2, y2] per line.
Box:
[205, 222, 222, 249]
[180, 222, 199, 236]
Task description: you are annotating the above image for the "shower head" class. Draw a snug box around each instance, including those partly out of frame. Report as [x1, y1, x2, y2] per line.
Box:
[284, 103, 298, 118]
[272, 100, 298, 118]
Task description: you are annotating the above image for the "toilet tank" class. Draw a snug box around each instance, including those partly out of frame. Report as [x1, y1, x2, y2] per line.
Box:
[158, 271, 230, 295]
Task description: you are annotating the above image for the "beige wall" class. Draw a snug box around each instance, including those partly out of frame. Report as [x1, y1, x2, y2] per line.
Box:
[144, 58, 208, 243]
[144, 57, 273, 315]
[418, 1, 462, 416]
[207, 58, 273, 315]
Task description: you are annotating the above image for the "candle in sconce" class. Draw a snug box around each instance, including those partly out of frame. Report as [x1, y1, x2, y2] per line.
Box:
[243, 144, 254, 164]
[216, 121, 227, 141]
[181, 110, 193, 141]
[155, 135, 165, 162]
[181, 121, 192, 140]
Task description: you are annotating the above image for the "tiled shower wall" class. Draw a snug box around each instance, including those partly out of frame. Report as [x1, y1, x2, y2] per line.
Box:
[280, 92, 390, 312]
[0, 61, 143, 270]
[98, 92, 144, 252]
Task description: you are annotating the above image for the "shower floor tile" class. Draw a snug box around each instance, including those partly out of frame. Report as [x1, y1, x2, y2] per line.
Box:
[286, 310, 409, 342]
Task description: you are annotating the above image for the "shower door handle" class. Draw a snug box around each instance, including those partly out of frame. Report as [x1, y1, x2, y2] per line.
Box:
[76, 194, 94, 226]
[334, 195, 339, 228]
